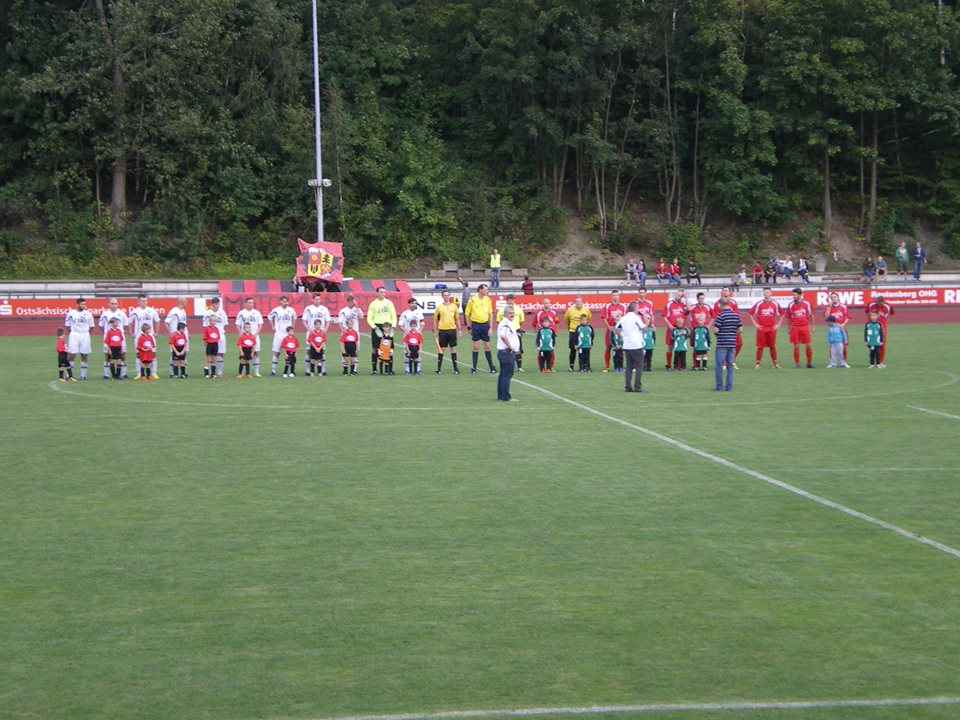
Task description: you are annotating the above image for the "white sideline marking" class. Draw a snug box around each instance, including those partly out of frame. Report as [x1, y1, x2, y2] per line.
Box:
[516, 379, 960, 561]
[908, 405, 960, 421]
[806, 467, 953, 473]
[308, 696, 960, 720]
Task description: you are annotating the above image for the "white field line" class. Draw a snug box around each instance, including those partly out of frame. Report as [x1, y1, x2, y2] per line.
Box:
[515, 379, 960, 561]
[805, 467, 953, 473]
[908, 405, 960, 421]
[305, 696, 960, 720]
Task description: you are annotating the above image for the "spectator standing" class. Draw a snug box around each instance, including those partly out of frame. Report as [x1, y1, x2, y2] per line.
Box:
[489, 248, 502, 289]
[911, 241, 926, 280]
[894, 241, 909, 280]
[712, 299, 742, 391]
[521, 275, 534, 295]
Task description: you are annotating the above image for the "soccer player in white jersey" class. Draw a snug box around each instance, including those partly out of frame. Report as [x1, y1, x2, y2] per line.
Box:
[65, 297, 95, 380]
[398, 297, 425, 334]
[203, 297, 229, 378]
[164, 298, 189, 378]
[235, 297, 264, 376]
[127, 294, 161, 378]
[336, 294, 364, 333]
[267, 295, 299, 376]
[300, 294, 331, 375]
[98, 298, 129, 379]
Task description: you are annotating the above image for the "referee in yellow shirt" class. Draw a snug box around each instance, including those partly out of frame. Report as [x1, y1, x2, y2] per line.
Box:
[464, 283, 496, 373]
[496, 293, 526, 372]
[562, 295, 592, 371]
[433, 289, 461, 374]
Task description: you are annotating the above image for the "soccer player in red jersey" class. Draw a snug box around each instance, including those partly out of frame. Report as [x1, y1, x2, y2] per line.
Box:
[104, 318, 126, 379]
[865, 295, 895, 366]
[601, 290, 628, 372]
[202, 321, 222, 378]
[168, 322, 188, 378]
[662, 289, 689, 370]
[822, 291, 851, 360]
[56, 328, 74, 381]
[712, 287, 742, 368]
[403, 321, 425, 375]
[307, 319, 327, 376]
[784, 287, 815, 368]
[279, 326, 301, 378]
[339, 318, 359, 375]
[237, 323, 257, 378]
[135, 324, 158, 380]
[532, 298, 559, 369]
[635, 288, 655, 327]
[688, 292, 712, 328]
[748, 287, 783, 369]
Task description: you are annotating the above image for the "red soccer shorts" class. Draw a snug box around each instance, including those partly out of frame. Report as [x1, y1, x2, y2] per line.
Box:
[756, 328, 777, 349]
[789, 326, 812, 345]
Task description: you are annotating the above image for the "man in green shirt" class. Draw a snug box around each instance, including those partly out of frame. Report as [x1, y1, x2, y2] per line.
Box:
[365, 286, 397, 374]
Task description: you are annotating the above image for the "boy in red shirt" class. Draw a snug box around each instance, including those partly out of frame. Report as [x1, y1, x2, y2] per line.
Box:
[280, 326, 300, 378]
[340, 317, 359, 375]
[168, 321, 188, 378]
[56, 328, 75, 381]
[202, 320, 222, 378]
[237, 322, 257, 378]
[307, 319, 327, 377]
[135, 324, 158, 380]
[104, 318, 126, 380]
[403, 321, 424, 376]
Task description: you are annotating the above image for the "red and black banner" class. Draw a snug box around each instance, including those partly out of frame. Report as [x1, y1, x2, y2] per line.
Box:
[296, 238, 344, 284]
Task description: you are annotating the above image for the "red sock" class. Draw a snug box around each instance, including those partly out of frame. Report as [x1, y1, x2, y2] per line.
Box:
[666, 351, 672, 367]
[604, 348, 611, 369]
[842, 344, 848, 360]
[805, 346, 813, 364]
[770, 347, 778, 364]
[878, 344, 886, 363]
[735, 335, 743, 358]
[794, 346, 800, 364]
[756, 348, 763, 364]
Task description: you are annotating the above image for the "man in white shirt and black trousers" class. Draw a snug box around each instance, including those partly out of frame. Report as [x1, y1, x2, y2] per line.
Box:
[617, 301, 648, 393]
[496, 305, 520, 402]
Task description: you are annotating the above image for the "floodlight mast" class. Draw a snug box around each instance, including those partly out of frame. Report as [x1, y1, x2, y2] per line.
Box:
[311, 0, 324, 242]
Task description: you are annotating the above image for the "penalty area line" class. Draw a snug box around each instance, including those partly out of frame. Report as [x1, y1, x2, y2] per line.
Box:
[908, 405, 960, 421]
[307, 696, 960, 720]
[516, 378, 960, 561]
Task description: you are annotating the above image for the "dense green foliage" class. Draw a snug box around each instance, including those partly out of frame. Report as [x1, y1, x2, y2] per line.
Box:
[3, 0, 960, 274]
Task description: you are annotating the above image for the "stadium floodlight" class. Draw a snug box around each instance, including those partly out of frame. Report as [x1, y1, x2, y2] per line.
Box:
[310, 0, 324, 242]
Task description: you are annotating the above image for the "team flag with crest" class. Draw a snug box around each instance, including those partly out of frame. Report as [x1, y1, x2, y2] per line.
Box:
[296, 237, 344, 284]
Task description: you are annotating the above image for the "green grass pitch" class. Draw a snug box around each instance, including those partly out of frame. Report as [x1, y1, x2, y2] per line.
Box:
[2, 324, 960, 720]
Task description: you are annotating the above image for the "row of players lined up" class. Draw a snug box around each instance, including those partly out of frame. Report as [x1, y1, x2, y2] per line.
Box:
[57, 284, 897, 381]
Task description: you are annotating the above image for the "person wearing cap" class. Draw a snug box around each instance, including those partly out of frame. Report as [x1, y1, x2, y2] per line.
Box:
[203, 297, 229, 377]
[64, 297, 95, 380]
[398, 298, 425, 336]
[784, 287, 815, 368]
[366, 286, 397, 375]
[465, 283, 496, 374]
[496, 305, 520, 401]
